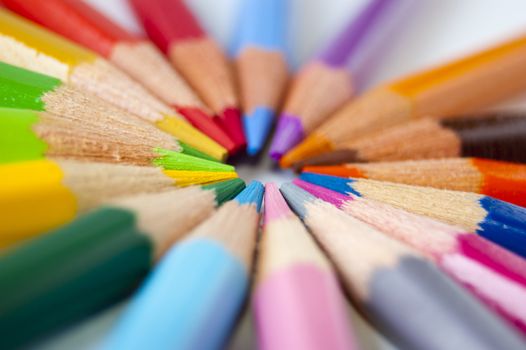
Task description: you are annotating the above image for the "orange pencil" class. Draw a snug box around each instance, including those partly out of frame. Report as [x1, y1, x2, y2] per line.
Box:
[281, 34, 526, 168]
[304, 157, 526, 207]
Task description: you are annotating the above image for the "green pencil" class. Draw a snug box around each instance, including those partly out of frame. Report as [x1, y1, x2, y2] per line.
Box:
[0, 178, 245, 349]
[0, 61, 228, 167]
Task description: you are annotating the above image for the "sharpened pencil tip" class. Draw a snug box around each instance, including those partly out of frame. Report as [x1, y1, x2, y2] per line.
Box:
[300, 172, 360, 196]
[243, 107, 274, 156]
[264, 183, 294, 223]
[268, 114, 304, 161]
[153, 148, 235, 172]
[279, 183, 317, 219]
[234, 181, 264, 212]
[280, 132, 334, 168]
[217, 107, 247, 153]
[204, 178, 246, 205]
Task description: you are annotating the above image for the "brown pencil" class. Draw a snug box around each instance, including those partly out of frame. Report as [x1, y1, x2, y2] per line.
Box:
[297, 113, 526, 167]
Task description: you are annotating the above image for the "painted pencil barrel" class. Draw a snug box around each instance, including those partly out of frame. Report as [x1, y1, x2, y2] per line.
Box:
[0, 208, 152, 349]
[0, 160, 77, 245]
[280, 183, 526, 350]
[103, 238, 248, 350]
[254, 264, 356, 350]
[368, 256, 526, 350]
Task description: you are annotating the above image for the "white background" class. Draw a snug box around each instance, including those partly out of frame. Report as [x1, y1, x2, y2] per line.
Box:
[30, 1, 526, 349]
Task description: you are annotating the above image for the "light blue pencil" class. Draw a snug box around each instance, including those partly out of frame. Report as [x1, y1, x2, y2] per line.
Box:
[102, 181, 264, 350]
[234, 0, 289, 155]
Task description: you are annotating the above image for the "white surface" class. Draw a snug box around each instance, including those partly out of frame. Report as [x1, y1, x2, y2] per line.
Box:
[32, 1, 526, 349]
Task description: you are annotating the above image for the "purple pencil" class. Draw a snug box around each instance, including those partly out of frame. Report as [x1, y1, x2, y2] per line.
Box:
[269, 0, 413, 161]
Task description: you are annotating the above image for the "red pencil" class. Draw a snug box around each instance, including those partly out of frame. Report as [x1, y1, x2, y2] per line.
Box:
[2, 0, 236, 156]
[130, 0, 246, 152]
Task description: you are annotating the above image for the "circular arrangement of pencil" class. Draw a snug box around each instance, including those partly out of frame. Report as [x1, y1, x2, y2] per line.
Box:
[1, 1, 526, 349]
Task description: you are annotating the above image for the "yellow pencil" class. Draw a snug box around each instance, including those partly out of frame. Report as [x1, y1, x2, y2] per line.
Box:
[0, 8, 226, 160]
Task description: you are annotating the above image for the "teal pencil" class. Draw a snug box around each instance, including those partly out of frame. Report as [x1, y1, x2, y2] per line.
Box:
[102, 181, 264, 350]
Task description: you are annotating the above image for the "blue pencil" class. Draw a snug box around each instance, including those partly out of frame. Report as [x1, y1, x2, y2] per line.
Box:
[102, 181, 264, 350]
[234, 0, 289, 155]
[300, 172, 526, 258]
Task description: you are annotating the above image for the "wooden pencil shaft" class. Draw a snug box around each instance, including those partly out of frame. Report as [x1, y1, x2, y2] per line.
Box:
[308, 112, 526, 166]
[282, 63, 354, 131]
[189, 200, 259, 268]
[329, 37, 526, 143]
[0, 8, 179, 123]
[2, 0, 208, 109]
[130, 0, 239, 113]
[283, 34, 526, 168]
[280, 184, 526, 350]
[101, 184, 261, 350]
[307, 158, 526, 205]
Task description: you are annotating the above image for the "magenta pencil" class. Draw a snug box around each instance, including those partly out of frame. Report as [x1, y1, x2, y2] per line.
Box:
[253, 183, 359, 350]
[295, 179, 526, 333]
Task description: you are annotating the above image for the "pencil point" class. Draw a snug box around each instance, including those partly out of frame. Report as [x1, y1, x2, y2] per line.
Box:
[243, 107, 274, 156]
[153, 148, 235, 172]
[217, 107, 246, 153]
[280, 132, 334, 168]
[178, 141, 219, 162]
[264, 183, 294, 223]
[300, 172, 360, 196]
[175, 107, 237, 156]
[293, 178, 349, 208]
[294, 149, 361, 168]
[269, 114, 304, 161]
[162, 170, 238, 186]
[302, 164, 364, 178]
[234, 181, 264, 212]
[279, 183, 316, 220]
[156, 115, 228, 161]
[203, 178, 246, 205]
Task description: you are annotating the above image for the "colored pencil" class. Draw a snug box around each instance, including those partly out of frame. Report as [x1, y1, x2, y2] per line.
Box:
[0, 158, 237, 247]
[280, 183, 526, 350]
[254, 183, 359, 350]
[0, 105, 234, 170]
[269, 0, 412, 160]
[0, 61, 235, 163]
[296, 179, 526, 333]
[130, 0, 246, 152]
[0, 179, 245, 350]
[304, 157, 526, 207]
[2, 0, 236, 157]
[300, 173, 526, 258]
[102, 181, 263, 350]
[281, 34, 526, 168]
[298, 113, 526, 167]
[233, 0, 288, 155]
[0, 8, 226, 160]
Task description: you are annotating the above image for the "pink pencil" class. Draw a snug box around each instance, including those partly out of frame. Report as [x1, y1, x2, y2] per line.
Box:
[295, 179, 526, 334]
[253, 183, 359, 350]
